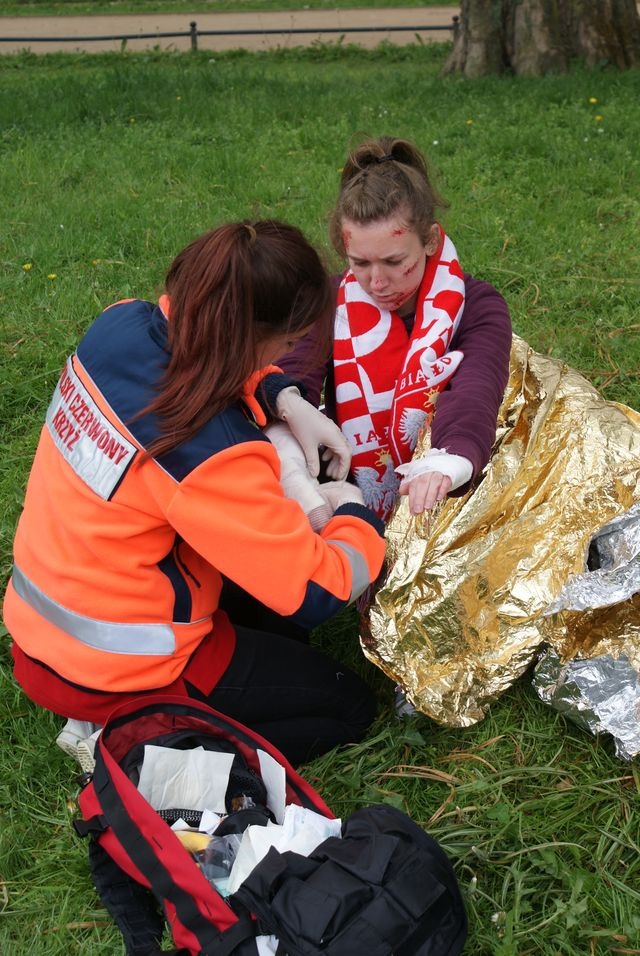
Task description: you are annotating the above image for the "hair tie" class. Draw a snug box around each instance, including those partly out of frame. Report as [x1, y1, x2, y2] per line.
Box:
[243, 223, 257, 244]
[376, 153, 395, 164]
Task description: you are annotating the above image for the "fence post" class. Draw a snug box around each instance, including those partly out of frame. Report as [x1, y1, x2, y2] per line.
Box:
[452, 15, 460, 41]
[190, 21, 198, 51]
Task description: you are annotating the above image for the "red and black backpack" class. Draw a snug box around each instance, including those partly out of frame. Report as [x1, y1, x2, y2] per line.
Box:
[74, 695, 467, 955]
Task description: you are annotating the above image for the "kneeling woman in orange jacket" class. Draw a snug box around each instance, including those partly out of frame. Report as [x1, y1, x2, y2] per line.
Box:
[3, 220, 386, 767]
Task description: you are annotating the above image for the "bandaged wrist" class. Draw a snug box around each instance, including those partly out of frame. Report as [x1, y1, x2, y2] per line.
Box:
[395, 448, 473, 491]
[281, 471, 333, 532]
[265, 422, 332, 531]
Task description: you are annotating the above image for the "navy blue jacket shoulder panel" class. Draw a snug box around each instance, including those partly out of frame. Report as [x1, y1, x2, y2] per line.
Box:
[77, 300, 269, 483]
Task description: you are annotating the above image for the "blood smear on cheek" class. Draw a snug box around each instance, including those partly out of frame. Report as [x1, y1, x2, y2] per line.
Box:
[392, 280, 421, 308]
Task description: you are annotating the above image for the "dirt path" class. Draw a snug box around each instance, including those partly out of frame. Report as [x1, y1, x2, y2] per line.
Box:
[0, 6, 459, 54]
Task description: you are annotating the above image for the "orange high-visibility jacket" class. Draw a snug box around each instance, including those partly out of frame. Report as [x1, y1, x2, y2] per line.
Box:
[3, 299, 386, 694]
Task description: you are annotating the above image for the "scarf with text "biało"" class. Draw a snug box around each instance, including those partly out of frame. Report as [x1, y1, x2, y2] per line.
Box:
[333, 227, 465, 521]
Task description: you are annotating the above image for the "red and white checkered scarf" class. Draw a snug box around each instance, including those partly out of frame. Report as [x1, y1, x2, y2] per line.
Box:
[334, 227, 465, 521]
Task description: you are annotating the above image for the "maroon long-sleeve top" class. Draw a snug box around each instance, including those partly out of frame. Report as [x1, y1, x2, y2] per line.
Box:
[277, 273, 512, 496]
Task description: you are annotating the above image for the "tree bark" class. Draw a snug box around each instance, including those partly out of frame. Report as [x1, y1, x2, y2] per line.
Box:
[444, 0, 640, 76]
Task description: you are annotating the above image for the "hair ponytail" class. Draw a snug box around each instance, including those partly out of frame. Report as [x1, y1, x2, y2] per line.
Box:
[139, 220, 332, 459]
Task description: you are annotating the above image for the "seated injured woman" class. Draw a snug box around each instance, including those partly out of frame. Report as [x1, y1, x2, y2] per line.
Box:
[273, 134, 512, 526]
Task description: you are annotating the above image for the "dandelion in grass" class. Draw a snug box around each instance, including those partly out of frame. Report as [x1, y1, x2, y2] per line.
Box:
[466, 119, 474, 125]
[176, 96, 182, 101]
[22, 262, 32, 271]
[47, 273, 57, 280]
[589, 97, 598, 104]
[595, 115, 603, 123]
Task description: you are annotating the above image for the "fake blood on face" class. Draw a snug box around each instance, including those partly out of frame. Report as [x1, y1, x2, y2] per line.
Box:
[342, 215, 430, 315]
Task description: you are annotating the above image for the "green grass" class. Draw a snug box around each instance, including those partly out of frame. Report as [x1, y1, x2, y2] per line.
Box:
[0, 0, 457, 17]
[0, 41, 639, 955]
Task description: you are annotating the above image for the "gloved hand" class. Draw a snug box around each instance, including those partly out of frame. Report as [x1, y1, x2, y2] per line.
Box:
[265, 423, 333, 532]
[275, 387, 352, 480]
[318, 479, 365, 512]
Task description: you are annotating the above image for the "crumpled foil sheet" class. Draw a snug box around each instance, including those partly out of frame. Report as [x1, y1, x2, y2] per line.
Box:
[362, 335, 640, 755]
[544, 502, 640, 614]
[533, 648, 640, 761]
[532, 503, 640, 759]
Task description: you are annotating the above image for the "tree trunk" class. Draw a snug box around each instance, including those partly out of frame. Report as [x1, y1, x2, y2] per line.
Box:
[444, 0, 640, 76]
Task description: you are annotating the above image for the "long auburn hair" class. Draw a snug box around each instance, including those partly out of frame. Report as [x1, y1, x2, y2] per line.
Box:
[329, 135, 449, 255]
[141, 220, 333, 458]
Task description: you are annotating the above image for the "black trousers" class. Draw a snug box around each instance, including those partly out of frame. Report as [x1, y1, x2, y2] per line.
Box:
[186, 623, 376, 768]
[179, 578, 377, 768]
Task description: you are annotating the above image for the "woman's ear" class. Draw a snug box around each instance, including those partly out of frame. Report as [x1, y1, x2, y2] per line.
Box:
[424, 223, 441, 256]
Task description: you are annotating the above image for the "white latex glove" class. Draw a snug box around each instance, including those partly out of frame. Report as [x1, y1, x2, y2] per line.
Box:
[265, 423, 333, 532]
[318, 479, 365, 512]
[275, 387, 352, 480]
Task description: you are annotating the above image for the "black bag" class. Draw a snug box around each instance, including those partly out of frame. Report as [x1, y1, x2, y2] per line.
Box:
[233, 804, 467, 955]
[75, 695, 467, 955]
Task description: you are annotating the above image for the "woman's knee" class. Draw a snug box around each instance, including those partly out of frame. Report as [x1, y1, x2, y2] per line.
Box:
[335, 669, 377, 741]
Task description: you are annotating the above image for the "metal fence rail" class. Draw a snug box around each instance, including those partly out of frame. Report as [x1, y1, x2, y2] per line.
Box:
[1, 17, 460, 50]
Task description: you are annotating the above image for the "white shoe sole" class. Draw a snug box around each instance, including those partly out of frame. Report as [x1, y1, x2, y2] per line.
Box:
[75, 739, 97, 774]
[56, 732, 84, 762]
[56, 720, 100, 773]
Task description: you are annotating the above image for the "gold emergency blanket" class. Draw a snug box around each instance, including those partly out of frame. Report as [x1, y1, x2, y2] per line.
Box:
[363, 335, 640, 727]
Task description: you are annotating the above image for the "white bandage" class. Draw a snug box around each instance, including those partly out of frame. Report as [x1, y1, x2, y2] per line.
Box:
[395, 448, 473, 491]
[265, 423, 333, 532]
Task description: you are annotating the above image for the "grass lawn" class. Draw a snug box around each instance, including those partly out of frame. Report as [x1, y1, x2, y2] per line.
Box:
[0, 39, 639, 955]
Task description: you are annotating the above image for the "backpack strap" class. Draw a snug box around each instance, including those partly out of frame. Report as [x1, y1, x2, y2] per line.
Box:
[91, 751, 258, 955]
[73, 814, 108, 837]
[197, 918, 260, 956]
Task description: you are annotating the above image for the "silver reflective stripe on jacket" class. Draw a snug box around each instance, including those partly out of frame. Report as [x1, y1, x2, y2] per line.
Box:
[325, 540, 371, 603]
[11, 565, 176, 655]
